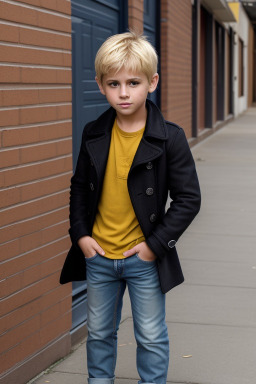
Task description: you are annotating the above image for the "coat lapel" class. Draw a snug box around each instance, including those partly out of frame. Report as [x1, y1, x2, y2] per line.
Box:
[85, 99, 168, 179]
[85, 106, 115, 181]
[86, 133, 111, 182]
[130, 138, 163, 171]
[130, 100, 167, 171]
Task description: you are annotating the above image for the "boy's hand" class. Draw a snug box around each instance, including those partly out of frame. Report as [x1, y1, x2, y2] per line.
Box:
[123, 241, 156, 261]
[78, 236, 105, 258]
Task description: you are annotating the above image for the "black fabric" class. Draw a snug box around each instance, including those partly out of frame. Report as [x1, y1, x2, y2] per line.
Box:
[60, 100, 201, 293]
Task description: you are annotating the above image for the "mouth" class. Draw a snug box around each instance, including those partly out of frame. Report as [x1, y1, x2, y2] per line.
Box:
[118, 103, 131, 107]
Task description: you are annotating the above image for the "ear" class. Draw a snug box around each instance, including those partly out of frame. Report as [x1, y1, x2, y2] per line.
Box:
[95, 76, 106, 95]
[148, 73, 159, 94]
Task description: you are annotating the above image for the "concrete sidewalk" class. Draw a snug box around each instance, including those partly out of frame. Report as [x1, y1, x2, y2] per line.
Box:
[30, 108, 256, 384]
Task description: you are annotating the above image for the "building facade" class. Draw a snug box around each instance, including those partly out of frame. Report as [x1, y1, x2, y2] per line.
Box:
[1, 1, 255, 383]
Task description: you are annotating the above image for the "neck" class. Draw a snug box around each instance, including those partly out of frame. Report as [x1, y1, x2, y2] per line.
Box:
[116, 104, 147, 132]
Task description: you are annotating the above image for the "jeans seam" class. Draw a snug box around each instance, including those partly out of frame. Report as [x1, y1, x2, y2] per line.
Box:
[112, 281, 122, 375]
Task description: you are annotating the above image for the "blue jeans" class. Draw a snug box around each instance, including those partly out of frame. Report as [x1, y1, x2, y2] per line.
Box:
[85, 253, 169, 384]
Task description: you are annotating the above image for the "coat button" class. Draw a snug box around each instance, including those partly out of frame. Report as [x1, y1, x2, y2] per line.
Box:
[168, 240, 176, 248]
[146, 162, 153, 170]
[89, 182, 94, 191]
[146, 187, 154, 196]
[149, 213, 157, 223]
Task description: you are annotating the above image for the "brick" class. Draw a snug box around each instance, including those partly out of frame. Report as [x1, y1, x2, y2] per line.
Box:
[23, 104, 70, 124]
[0, 109, 19, 128]
[20, 173, 71, 201]
[1, 271, 61, 316]
[2, 127, 39, 148]
[1, 304, 72, 370]
[0, 284, 71, 333]
[1, 273, 24, 300]
[39, 121, 72, 141]
[0, 23, 19, 43]
[0, 205, 69, 243]
[37, 11, 71, 33]
[2, 251, 67, 298]
[2, 155, 72, 187]
[0, 239, 20, 264]
[19, 221, 69, 255]
[0, 190, 69, 228]
[0, 45, 71, 67]
[2, 89, 39, 107]
[38, 88, 72, 104]
[56, 104, 72, 120]
[0, 187, 21, 209]
[0, 2, 37, 27]
[20, 27, 71, 50]
[0, 66, 21, 83]
[19, 104, 71, 125]
[0, 315, 40, 354]
[56, 68, 72, 83]
[21, 67, 71, 84]
[60, 292, 71, 314]
[0, 2, 71, 33]
[0, 148, 20, 168]
[20, 0, 71, 15]
[1, 237, 70, 279]
[19, 105, 56, 125]
[129, 6, 143, 18]
[0, 331, 39, 373]
[39, 312, 71, 346]
[40, 296, 71, 327]
[40, 284, 71, 313]
[2, 121, 71, 147]
[40, 252, 68, 281]
[0, 91, 3, 108]
[20, 139, 72, 164]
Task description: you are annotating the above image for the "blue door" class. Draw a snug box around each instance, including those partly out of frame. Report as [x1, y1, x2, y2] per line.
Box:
[71, 0, 127, 331]
[143, 0, 160, 106]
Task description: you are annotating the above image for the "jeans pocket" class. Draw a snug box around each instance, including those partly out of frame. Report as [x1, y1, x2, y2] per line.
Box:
[85, 253, 99, 262]
[135, 253, 156, 264]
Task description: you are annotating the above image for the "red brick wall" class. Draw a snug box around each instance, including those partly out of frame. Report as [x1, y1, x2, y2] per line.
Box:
[161, 0, 193, 138]
[128, 0, 144, 33]
[0, 0, 72, 380]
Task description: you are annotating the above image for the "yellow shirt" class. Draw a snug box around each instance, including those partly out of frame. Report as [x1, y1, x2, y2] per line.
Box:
[92, 119, 145, 259]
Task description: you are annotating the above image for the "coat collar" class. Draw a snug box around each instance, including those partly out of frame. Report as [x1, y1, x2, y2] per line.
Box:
[86, 99, 168, 141]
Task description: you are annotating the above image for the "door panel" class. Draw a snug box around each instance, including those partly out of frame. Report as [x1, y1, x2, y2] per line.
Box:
[143, 0, 160, 106]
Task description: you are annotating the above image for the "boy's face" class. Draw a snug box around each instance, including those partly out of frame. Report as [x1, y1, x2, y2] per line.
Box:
[96, 67, 159, 119]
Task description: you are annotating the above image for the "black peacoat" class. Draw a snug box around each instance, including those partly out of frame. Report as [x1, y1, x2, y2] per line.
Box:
[60, 100, 201, 293]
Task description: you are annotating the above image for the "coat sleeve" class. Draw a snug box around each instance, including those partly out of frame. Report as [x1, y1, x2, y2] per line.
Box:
[146, 127, 201, 259]
[69, 123, 92, 246]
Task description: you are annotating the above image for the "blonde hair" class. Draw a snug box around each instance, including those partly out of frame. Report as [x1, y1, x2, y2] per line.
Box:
[95, 31, 158, 84]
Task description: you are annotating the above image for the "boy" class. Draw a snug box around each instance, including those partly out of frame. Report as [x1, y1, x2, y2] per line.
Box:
[60, 31, 201, 384]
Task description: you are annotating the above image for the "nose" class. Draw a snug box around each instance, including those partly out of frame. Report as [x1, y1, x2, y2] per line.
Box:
[119, 84, 129, 98]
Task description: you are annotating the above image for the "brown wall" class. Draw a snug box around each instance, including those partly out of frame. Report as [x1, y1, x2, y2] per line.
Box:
[199, 6, 206, 131]
[225, 30, 231, 118]
[128, 0, 144, 33]
[161, 0, 193, 138]
[0, 0, 73, 381]
[248, 22, 254, 106]
[254, 30, 256, 103]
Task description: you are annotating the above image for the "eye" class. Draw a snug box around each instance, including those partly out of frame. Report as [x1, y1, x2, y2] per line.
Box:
[130, 81, 140, 87]
[108, 81, 119, 88]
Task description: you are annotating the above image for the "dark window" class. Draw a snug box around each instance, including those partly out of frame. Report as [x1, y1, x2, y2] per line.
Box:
[238, 38, 244, 97]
